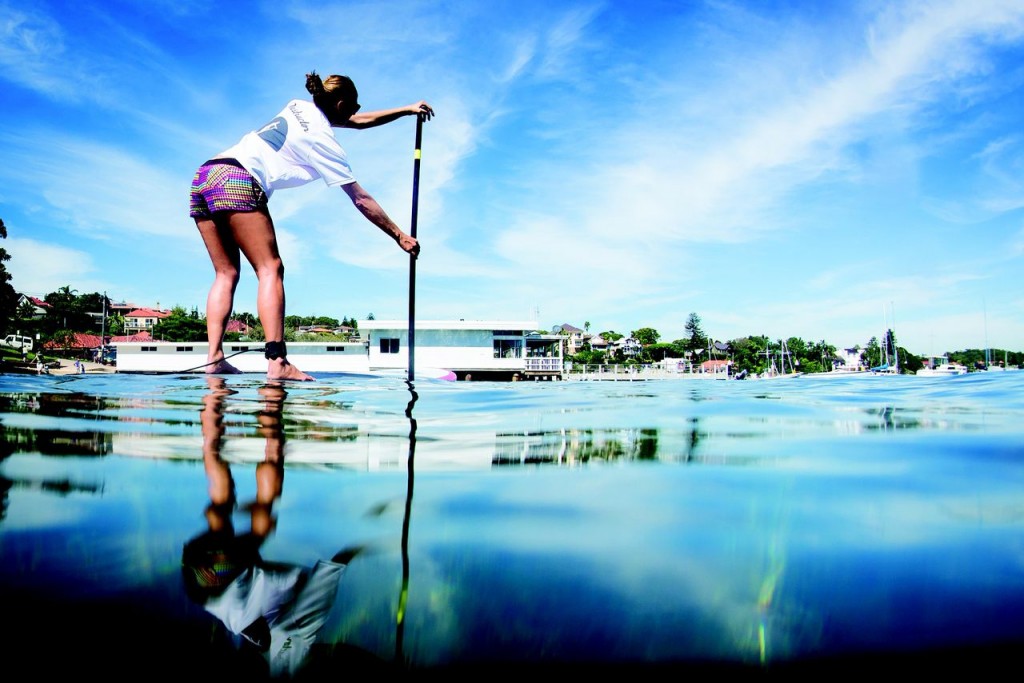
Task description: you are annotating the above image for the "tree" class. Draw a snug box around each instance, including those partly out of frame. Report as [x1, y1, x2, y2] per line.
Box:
[632, 327, 660, 346]
[683, 313, 708, 355]
[645, 342, 676, 361]
[864, 336, 882, 368]
[727, 335, 770, 374]
[107, 314, 126, 337]
[571, 349, 606, 365]
[0, 218, 18, 336]
[152, 306, 207, 342]
[43, 286, 84, 334]
[806, 339, 837, 374]
[313, 316, 339, 328]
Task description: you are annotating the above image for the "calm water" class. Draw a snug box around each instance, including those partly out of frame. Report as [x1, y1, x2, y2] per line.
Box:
[2, 370, 1023, 677]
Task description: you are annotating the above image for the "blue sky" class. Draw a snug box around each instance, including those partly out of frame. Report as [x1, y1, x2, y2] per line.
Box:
[2, 0, 1022, 355]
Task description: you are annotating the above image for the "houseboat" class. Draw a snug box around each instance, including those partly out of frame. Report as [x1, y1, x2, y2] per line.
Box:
[113, 319, 564, 381]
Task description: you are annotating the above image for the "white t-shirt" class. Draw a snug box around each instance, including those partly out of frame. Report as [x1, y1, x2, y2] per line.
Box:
[217, 99, 356, 198]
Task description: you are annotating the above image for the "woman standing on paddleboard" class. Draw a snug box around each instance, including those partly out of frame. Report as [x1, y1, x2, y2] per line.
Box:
[189, 71, 433, 380]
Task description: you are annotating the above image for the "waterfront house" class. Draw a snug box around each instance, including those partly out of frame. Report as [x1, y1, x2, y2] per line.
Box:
[113, 319, 564, 380]
[123, 308, 171, 335]
[552, 324, 588, 355]
[615, 337, 642, 358]
[361, 319, 563, 380]
[589, 335, 610, 354]
[835, 346, 865, 371]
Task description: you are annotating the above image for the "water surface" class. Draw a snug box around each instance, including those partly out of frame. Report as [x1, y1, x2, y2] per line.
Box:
[2, 371, 1022, 677]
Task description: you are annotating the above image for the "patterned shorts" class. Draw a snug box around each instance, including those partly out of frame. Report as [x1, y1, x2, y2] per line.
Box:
[189, 159, 268, 218]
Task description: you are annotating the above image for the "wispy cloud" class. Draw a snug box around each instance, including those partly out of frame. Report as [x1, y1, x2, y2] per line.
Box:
[7, 237, 99, 294]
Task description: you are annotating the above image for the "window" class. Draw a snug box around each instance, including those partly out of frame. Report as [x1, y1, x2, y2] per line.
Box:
[327, 346, 347, 352]
[493, 339, 522, 358]
[141, 346, 156, 352]
[379, 338, 400, 354]
[176, 346, 194, 352]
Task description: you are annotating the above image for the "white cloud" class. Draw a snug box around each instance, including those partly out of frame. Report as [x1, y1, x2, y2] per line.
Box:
[7, 237, 99, 294]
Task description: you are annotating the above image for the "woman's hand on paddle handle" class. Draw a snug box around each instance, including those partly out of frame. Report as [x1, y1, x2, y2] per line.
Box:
[410, 101, 434, 122]
[398, 233, 420, 257]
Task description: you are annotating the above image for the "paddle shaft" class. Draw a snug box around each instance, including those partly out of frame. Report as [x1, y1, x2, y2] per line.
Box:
[408, 116, 423, 382]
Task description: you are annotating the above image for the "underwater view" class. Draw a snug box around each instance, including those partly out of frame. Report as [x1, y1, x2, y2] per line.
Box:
[1, 370, 1023, 677]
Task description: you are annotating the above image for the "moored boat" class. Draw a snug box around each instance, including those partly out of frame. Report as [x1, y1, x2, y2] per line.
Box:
[915, 356, 968, 376]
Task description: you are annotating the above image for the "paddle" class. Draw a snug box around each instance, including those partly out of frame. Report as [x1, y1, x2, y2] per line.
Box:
[408, 115, 423, 382]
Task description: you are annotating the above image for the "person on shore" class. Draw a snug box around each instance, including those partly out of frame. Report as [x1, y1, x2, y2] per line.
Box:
[189, 71, 433, 381]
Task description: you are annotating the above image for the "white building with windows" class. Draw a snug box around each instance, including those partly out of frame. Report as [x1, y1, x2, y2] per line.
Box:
[114, 319, 564, 380]
[361, 319, 563, 380]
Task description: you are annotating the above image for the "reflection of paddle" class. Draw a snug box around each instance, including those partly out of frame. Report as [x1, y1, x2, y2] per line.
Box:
[407, 116, 423, 382]
[396, 383, 418, 665]
[398, 112, 423, 659]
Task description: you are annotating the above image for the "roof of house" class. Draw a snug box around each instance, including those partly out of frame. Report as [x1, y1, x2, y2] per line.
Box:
[43, 331, 153, 349]
[18, 294, 51, 308]
[125, 308, 171, 318]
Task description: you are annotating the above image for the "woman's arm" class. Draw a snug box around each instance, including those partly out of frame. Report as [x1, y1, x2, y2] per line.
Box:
[343, 101, 434, 129]
[342, 182, 420, 256]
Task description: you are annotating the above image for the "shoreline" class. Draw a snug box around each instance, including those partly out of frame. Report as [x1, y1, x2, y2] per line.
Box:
[1, 358, 117, 375]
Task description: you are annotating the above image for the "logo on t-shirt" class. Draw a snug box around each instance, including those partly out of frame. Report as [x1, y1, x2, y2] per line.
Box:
[256, 117, 288, 151]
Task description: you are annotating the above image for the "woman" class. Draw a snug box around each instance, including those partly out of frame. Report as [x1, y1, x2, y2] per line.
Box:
[189, 71, 433, 380]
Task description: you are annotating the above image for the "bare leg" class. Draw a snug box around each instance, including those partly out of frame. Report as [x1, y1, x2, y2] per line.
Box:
[227, 210, 313, 381]
[196, 216, 243, 374]
[201, 377, 235, 508]
[253, 384, 285, 537]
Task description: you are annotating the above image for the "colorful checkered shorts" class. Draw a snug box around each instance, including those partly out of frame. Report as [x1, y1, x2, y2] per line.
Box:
[189, 159, 268, 218]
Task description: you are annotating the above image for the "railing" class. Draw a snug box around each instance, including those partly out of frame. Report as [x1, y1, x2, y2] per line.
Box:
[565, 363, 728, 380]
[525, 357, 562, 372]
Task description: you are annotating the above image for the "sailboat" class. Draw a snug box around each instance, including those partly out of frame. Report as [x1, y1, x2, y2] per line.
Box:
[979, 302, 1013, 371]
[753, 339, 803, 380]
[870, 304, 900, 375]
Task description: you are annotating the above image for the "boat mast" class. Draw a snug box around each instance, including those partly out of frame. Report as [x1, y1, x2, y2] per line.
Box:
[890, 301, 898, 373]
[101, 291, 107, 347]
[983, 297, 991, 368]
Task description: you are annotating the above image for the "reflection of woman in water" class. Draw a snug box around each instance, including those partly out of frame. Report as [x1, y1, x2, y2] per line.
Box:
[182, 377, 360, 677]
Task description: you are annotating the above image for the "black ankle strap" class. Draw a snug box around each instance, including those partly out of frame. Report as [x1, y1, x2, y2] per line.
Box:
[264, 341, 287, 360]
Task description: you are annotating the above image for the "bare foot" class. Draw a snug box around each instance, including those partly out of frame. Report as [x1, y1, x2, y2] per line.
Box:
[206, 359, 242, 374]
[267, 359, 314, 381]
